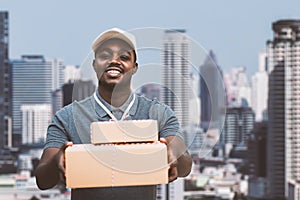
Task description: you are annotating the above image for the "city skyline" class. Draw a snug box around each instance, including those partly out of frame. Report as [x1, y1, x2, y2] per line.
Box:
[2, 2, 300, 199]
[2, 0, 300, 78]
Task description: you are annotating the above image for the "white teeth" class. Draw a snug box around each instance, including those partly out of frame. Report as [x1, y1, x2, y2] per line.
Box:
[107, 70, 121, 75]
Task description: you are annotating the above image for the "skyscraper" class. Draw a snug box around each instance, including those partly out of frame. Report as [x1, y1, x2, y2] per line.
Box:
[0, 11, 10, 149]
[225, 67, 251, 107]
[160, 29, 190, 200]
[247, 122, 268, 199]
[248, 122, 267, 178]
[221, 106, 255, 147]
[161, 29, 190, 128]
[267, 19, 300, 199]
[62, 79, 96, 107]
[251, 52, 268, 121]
[21, 104, 51, 144]
[64, 65, 80, 83]
[11, 55, 64, 145]
[200, 51, 224, 131]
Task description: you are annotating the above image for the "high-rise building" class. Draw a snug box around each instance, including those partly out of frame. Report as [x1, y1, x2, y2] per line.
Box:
[200, 51, 224, 131]
[221, 106, 255, 147]
[0, 11, 10, 149]
[225, 67, 252, 107]
[157, 179, 184, 200]
[64, 65, 80, 83]
[51, 89, 63, 115]
[267, 19, 300, 199]
[248, 122, 267, 178]
[11, 55, 64, 145]
[251, 52, 268, 121]
[159, 29, 190, 200]
[247, 122, 268, 200]
[161, 29, 190, 128]
[288, 180, 300, 200]
[21, 104, 51, 144]
[62, 79, 95, 107]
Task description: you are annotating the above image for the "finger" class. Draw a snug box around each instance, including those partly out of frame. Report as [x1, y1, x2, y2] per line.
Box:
[61, 142, 73, 168]
[58, 155, 66, 173]
[168, 166, 178, 182]
[59, 172, 66, 184]
[160, 138, 167, 145]
[56, 159, 66, 183]
[167, 148, 177, 165]
[61, 141, 73, 151]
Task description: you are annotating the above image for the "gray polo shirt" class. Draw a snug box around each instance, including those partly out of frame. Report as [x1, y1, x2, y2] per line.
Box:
[45, 92, 182, 200]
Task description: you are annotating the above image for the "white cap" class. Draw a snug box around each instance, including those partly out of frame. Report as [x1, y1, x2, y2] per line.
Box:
[92, 28, 137, 52]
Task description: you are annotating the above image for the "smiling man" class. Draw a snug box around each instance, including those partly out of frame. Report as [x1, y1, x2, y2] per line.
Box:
[35, 28, 192, 200]
[92, 31, 138, 108]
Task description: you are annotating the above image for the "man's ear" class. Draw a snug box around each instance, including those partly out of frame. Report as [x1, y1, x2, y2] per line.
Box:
[92, 59, 96, 71]
[132, 63, 138, 74]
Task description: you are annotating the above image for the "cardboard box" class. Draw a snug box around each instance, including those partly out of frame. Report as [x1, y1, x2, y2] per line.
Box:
[90, 120, 158, 144]
[65, 143, 169, 188]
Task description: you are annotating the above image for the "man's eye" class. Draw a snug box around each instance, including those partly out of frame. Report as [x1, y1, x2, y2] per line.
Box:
[98, 54, 110, 59]
[120, 55, 130, 61]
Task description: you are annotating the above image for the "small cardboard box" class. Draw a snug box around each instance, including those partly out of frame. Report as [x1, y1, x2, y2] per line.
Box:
[90, 120, 158, 144]
[65, 143, 169, 188]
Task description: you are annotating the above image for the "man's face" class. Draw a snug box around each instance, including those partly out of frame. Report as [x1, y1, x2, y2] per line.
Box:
[93, 38, 137, 88]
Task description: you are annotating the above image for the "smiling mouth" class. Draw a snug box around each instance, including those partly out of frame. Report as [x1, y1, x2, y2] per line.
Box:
[107, 70, 121, 75]
[105, 67, 124, 76]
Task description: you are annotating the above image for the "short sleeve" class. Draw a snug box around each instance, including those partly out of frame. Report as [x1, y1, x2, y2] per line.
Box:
[149, 101, 183, 139]
[44, 107, 70, 149]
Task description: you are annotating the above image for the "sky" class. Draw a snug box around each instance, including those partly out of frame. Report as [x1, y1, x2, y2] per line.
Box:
[2, 0, 300, 80]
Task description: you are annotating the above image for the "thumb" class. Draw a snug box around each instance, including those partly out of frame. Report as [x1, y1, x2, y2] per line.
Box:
[60, 141, 73, 151]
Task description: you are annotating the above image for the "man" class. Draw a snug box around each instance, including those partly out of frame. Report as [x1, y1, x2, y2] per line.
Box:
[35, 28, 192, 200]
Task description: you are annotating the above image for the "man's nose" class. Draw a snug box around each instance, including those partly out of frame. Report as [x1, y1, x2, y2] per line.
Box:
[110, 55, 121, 64]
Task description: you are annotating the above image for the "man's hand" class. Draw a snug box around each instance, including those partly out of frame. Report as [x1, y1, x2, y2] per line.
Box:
[35, 142, 73, 190]
[55, 142, 73, 183]
[160, 136, 192, 183]
[167, 146, 179, 182]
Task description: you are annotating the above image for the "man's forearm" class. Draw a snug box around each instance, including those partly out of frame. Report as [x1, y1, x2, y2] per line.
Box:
[35, 158, 60, 190]
[35, 148, 62, 190]
[177, 151, 193, 177]
[165, 136, 192, 177]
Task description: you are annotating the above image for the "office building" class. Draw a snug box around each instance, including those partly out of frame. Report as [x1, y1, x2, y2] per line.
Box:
[11, 55, 64, 145]
[158, 29, 190, 200]
[247, 122, 268, 199]
[200, 51, 225, 131]
[251, 52, 268, 121]
[62, 79, 95, 107]
[51, 89, 63, 115]
[64, 65, 80, 83]
[225, 67, 252, 107]
[288, 180, 300, 200]
[267, 19, 300, 199]
[248, 122, 267, 178]
[157, 180, 184, 200]
[0, 11, 10, 149]
[221, 106, 255, 147]
[161, 29, 190, 128]
[21, 104, 51, 144]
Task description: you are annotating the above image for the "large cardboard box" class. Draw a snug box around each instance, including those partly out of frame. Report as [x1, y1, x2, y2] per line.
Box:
[65, 143, 169, 188]
[90, 120, 158, 144]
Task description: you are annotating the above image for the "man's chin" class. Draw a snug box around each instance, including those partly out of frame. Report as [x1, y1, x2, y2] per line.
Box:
[99, 80, 130, 90]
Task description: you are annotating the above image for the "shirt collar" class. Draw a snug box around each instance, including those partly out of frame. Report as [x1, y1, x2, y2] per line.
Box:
[95, 89, 138, 119]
